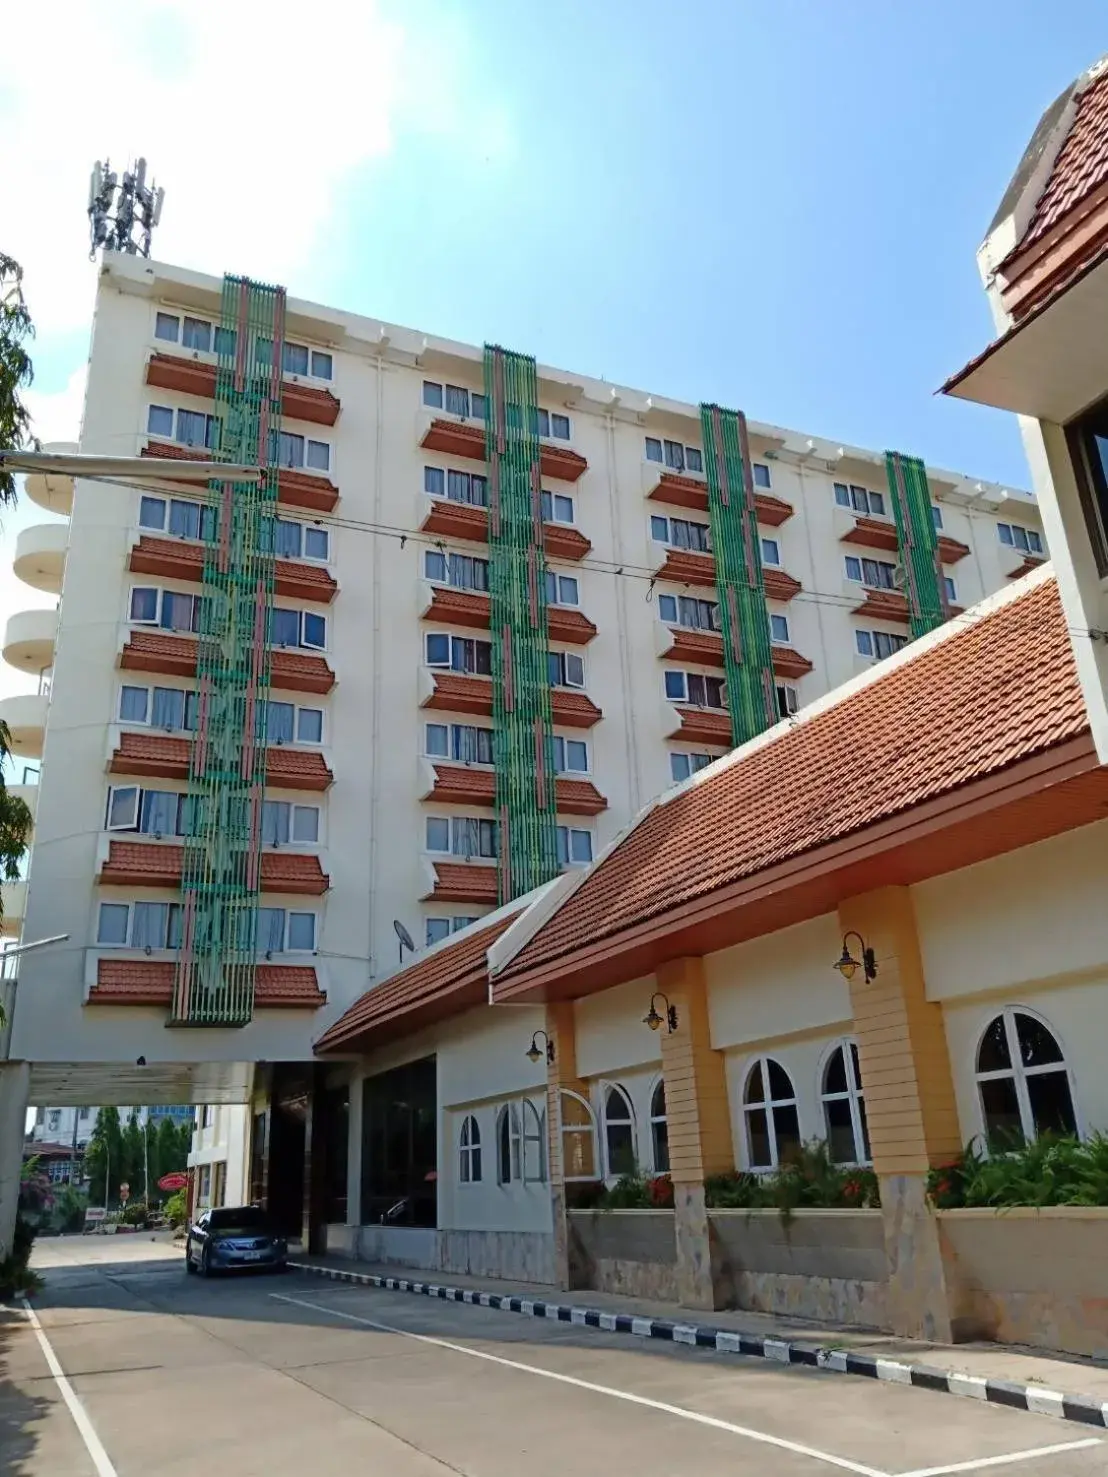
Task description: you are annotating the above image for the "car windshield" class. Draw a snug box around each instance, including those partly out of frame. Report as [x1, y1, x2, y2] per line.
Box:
[207, 1207, 273, 1236]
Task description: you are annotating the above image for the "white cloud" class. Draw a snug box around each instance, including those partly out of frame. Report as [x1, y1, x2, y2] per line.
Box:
[24, 366, 88, 447]
[1, 0, 411, 334]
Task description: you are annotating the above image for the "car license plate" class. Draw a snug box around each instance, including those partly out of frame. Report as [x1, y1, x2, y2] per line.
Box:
[242, 1250, 262, 1261]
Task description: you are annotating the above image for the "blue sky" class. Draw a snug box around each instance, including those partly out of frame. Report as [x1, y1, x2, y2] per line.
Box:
[4, 0, 1107, 685]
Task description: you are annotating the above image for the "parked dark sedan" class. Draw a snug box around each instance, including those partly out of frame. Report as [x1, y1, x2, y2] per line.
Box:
[185, 1206, 288, 1276]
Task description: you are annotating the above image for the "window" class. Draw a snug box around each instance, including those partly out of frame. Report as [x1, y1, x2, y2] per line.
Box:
[105, 785, 193, 837]
[260, 801, 320, 846]
[664, 671, 726, 709]
[425, 815, 498, 859]
[497, 1102, 522, 1184]
[743, 1057, 801, 1170]
[560, 1089, 599, 1181]
[311, 351, 333, 381]
[822, 1042, 870, 1165]
[459, 1115, 482, 1184]
[97, 902, 130, 945]
[146, 404, 174, 437]
[182, 316, 212, 352]
[176, 408, 219, 451]
[552, 737, 588, 774]
[752, 462, 772, 489]
[833, 483, 886, 518]
[425, 722, 495, 765]
[761, 537, 780, 566]
[425, 915, 481, 946]
[547, 651, 585, 688]
[422, 380, 487, 420]
[657, 593, 720, 631]
[531, 408, 571, 441]
[556, 826, 593, 866]
[118, 684, 198, 731]
[670, 750, 714, 782]
[943, 575, 957, 605]
[776, 683, 799, 717]
[976, 1009, 1077, 1148]
[545, 571, 579, 607]
[844, 555, 898, 590]
[154, 311, 179, 342]
[650, 1080, 669, 1173]
[650, 514, 711, 552]
[269, 607, 327, 651]
[931, 504, 943, 530]
[769, 614, 790, 644]
[129, 586, 203, 633]
[256, 701, 324, 745]
[138, 494, 217, 542]
[602, 1084, 636, 1178]
[644, 437, 703, 474]
[522, 1100, 546, 1183]
[540, 490, 575, 524]
[424, 633, 493, 676]
[47, 1110, 61, 1132]
[253, 908, 317, 953]
[97, 901, 183, 950]
[424, 465, 489, 507]
[270, 430, 332, 473]
[267, 517, 330, 562]
[997, 521, 1044, 556]
[423, 549, 490, 593]
[855, 628, 909, 661]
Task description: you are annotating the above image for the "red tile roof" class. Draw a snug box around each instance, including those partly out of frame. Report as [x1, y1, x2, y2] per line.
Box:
[420, 418, 588, 483]
[315, 910, 522, 1053]
[109, 732, 332, 791]
[495, 575, 1089, 991]
[99, 841, 329, 895]
[88, 959, 325, 1008]
[128, 536, 337, 603]
[671, 707, 733, 746]
[422, 673, 602, 729]
[120, 631, 335, 694]
[425, 861, 500, 905]
[1023, 64, 1108, 249]
[145, 353, 340, 426]
[423, 585, 597, 645]
[141, 442, 339, 513]
[428, 764, 607, 816]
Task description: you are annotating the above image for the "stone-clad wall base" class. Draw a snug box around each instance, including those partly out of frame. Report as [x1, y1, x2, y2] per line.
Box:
[568, 1210, 680, 1301]
[730, 1271, 888, 1330]
[333, 1224, 556, 1284]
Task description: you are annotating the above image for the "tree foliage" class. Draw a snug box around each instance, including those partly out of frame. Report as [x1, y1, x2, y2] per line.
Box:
[83, 1107, 193, 1206]
[0, 253, 37, 506]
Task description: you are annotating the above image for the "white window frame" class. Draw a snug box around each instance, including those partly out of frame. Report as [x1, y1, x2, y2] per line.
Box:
[261, 800, 322, 849]
[997, 521, 1044, 555]
[855, 627, 909, 661]
[556, 825, 593, 867]
[649, 513, 712, 552]
[496, 1101, 523, 1185]
[255, 907, 319, 955]
[670, 750, 715, 782]
[424, 814, 498, 860]
[776, 682, 799, 717]
[270, 606, 328, 653]
[95, 899, 185, 951]
[138, 492, 215, 541]
[664, 670, 727, 710]
[273, 516, 331, 564]
[760, 537, 781, 567]
[844, 555, 898, 590]
[742, 1055, 800, 1171]
[559, 1088, 599, 1183]
[769, 613, 790, 645]
[422, 379, 487, 421]
[128, 585, 202, 633]
[833, 482, 887, 519]
[424, 632, 493, 676]
[752, 462, 772, 490]
[644, 436, 704, 474]
[649, 1078, 669, 1174]
[152, 308, 334, 383]
[548, 650, 586, 690]
[975, 1006, 1080, 1146]
[541, 489, 576, 525]
[105, 784, 188, 837]
[943, 575, 957, 605]
[522, 1099, 546, 1184]
[600, 1082, 637, 1180]
[459, 1114, 482, 1184]
[820, 1040, 870, 1166]
[546, 570, 580, 607]
[552, 736, 589, 775]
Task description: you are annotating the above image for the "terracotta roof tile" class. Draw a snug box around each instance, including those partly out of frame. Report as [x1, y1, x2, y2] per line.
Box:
[497, 576, 1086, 986]
[671, 707, 733, 746]
[120, 631, 335, 694]
[428, 764, 607, 816]
[646, 472, 794, 526]
[145, 353, 340, 427]
[110, 732, 332, 791]
[419, 418, 588, 483]
[99, 841, 329, 895]
[423, 673, 602, 729]
[141, 442, 339, 513]
[1023, 65, 1108, 248]
[425, 861, 499, 904]
[315, 910, 521, 1053]
[89, 958, 324, 1008]
[129, 536, 337, 603]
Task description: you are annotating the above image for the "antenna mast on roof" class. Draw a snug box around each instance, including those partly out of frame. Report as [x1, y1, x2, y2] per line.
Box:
[88, 157, 164, 260]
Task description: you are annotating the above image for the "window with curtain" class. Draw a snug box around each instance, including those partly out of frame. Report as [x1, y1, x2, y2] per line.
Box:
[139, 789, 181, 836]
[650, 1081, 669, 1173]
[743, 1057, 801, 1170]
[119, 686, 149, 723]
[261, 802, 290, 846]
[821, 1042, 870, 1165]
[976, 1009, 1077, 1148]
[150, 687, 187, 730]
[459, 1115, 482, 1184]
[275, 520, 303, 559]
[131, 902, 169, 950]
[256, 908, 287, 954]
[263, 702, 296, 744]
[602, 1085, 636, 1178]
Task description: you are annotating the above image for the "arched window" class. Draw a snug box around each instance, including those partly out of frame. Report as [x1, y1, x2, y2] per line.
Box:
[459, 1114, 481, 1183]
[559, 1089, 598, 1181]
[602, 1084, 636, 1177]
[976, 1008, 1077, 1148]
[822, 1041, 870, 1165]
[743, 1056, 800, 1170]
[496, 1102, 522, 1185]
[650, 1080, 670, 1173]
[522, 1099, 546, 1183]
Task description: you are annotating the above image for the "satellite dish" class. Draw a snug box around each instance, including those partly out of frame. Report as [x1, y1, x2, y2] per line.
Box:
[394, 919, 416, 963]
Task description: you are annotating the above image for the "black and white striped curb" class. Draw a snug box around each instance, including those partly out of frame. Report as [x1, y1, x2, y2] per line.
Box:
[288, 1261, 1108, 1432]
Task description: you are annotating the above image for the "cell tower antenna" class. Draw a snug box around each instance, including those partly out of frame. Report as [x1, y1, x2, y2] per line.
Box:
[88, 157, 165, 261]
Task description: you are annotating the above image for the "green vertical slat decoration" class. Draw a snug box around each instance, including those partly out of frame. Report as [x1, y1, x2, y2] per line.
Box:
[484, 344, 559, 903]
[699, 403, 779, 745]
[884, 451, 950, 641]
[170, 275, 286, 1027]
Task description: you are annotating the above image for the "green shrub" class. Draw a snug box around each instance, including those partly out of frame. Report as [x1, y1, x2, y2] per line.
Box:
[0, 1214, 38, 1299]
[704, 1142, 880, 1213]
[119, 1202, 149, 1227]
[928, 1134, 1108, 1209]
[163, 1189, 187, 1227]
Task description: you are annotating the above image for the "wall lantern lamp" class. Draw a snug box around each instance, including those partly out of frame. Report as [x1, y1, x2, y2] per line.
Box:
[643, 992, 678, 1032]
[834, 931, 877, 984]
[526, 1029, 555, 1065]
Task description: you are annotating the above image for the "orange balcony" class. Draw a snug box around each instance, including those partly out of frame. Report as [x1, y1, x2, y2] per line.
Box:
[420, 418, 587, 483]
[851, 588, 910, 624]
[145, 353, 340, 426]
[120, 631, 336, 695]
[647, 470, 794, 526]
[838, 514, 971, 568]
[662, 628, 814, 680]
[938, 534, 971, 564]
[670, 707, 733, 746]
[109, 731, 333, 791]
[422, 672, 602, 729]
[419, 499, 591, 562]
[428, 763, 607, 816]
[87, 958, 325, 1008]
[772, 645, 814, 680]
[99, 840, 329, 894]
[128, 535, 337, 604]
[1007, 554, 1047, 580]
[654, 547, 802, 604]
[141, 441, 339, 514]
[424, 860, 500, 905]
[422, 586, 597, 644]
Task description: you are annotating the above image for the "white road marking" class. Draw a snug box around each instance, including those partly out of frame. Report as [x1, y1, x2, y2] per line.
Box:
[272, 1290, 887, 1476]
[896, 1438, 1102, 1476]
[20, 1298, 118, 1477]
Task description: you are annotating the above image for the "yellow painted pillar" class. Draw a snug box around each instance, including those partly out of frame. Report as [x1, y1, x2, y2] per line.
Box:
[654, 957, 735, 1309]
[839, 887, 970, 1341]
[543, 1001, 591, 1290]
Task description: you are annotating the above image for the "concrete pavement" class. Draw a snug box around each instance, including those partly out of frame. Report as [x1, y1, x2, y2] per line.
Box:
[1, 1237, 1104, 1476]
